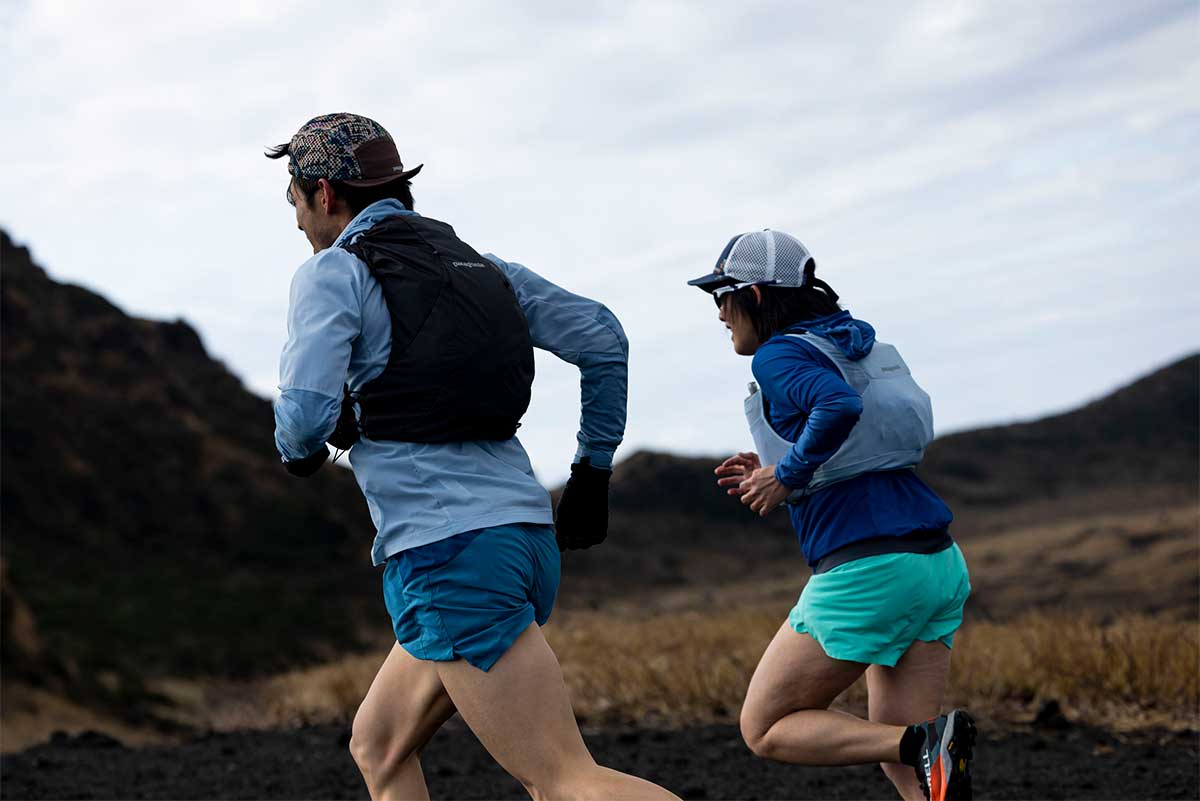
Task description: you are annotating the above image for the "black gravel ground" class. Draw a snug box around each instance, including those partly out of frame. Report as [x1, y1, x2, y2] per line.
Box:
[2, 720, 1197, 800]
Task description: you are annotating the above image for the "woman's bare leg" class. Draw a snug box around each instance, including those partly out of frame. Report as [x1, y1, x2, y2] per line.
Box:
[350, 643, 458, 801]
[435, 623, 679, 801]
[866, 640, 952, 801]
[739, 622, 907, 765]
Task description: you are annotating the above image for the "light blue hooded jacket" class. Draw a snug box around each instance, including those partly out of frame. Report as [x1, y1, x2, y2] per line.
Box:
[274, 201, 628, 565]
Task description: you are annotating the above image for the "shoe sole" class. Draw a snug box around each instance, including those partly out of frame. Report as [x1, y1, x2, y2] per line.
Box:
[942, 709, 976, 801]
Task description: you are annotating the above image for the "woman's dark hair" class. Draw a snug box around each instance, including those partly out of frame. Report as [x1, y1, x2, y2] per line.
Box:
[722, 260, 841, 343]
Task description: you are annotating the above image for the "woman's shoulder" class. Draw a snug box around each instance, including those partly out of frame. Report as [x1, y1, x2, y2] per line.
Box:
[752, 332, 837, 379]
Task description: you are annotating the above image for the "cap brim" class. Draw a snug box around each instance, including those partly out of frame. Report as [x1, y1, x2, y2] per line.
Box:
[687, 272, 738, 293]
[341, 163, 424, 187]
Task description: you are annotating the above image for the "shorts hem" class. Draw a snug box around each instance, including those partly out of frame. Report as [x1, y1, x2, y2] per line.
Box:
[464, 609, 537, 672]
[790, 619, 958, 667]
[397, 640, 452, 664]
[398, 609, 536, 673]
[787, 616, 918, 667]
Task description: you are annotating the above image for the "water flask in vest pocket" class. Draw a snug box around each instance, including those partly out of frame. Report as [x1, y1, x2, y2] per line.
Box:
[744, 381, 794, 468]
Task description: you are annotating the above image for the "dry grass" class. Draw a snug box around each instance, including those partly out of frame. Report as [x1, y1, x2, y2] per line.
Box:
[6, 608, 1192, 753]
[551, 609, 1199, 732]
[948, 614, 1200, 731]
[551, 608, 781, 726]
[136, 609, 1198, 739]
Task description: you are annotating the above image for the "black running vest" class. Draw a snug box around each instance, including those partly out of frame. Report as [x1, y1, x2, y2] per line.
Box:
[338, 214, 535, 443]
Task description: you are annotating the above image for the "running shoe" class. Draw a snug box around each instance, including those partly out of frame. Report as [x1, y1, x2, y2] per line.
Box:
[914, 709, 976, 800]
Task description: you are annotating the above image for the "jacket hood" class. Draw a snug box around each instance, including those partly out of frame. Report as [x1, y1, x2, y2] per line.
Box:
[785, 310, 875, 361]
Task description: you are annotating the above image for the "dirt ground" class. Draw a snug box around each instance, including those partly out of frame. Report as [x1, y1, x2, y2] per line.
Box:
[2, 719, 1197, 801]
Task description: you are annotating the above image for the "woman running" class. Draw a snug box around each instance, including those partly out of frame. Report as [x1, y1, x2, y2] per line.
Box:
[688, 230, 975, 801]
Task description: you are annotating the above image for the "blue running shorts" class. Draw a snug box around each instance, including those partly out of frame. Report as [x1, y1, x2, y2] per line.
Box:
[788, 543, 971, 666]
[382, 522, 560, 671]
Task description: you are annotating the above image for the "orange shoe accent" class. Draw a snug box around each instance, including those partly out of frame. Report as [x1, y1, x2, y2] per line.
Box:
[930, 756, 946, 801]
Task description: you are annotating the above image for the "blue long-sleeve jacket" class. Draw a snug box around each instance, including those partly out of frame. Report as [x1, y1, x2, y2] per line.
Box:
[751, 312, 952, 566]
[274, 200, 628, 564]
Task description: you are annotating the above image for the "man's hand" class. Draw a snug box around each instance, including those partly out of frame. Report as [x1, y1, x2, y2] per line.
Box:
[714, 451, 762, 497]
[326, 384, 360, 450]
[555, 457, 611, 551]
[739, 465, 790, 516]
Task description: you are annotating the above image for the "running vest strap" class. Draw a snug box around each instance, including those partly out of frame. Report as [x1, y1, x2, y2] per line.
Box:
[339, 214, 535, 443]
[745, 333, 935, 499]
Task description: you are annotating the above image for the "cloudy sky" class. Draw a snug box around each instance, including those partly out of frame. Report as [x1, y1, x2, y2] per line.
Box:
[2, 0, 1197, 484]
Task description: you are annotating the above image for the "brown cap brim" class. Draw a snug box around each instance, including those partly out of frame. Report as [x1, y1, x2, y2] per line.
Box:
[341, 163, 423, 187]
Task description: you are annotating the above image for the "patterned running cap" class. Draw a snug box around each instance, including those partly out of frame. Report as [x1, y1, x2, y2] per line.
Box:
[687, 229, 814, 295]
[270, 113, 423, 186]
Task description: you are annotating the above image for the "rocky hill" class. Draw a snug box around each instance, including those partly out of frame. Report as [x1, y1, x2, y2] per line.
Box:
[920, 353, 1198, 512]
[1, 232, 379, 709]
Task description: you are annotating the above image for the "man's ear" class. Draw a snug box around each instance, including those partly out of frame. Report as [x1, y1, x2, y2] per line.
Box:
[751, 285, 763, 305]
[316, 178, 336, 214]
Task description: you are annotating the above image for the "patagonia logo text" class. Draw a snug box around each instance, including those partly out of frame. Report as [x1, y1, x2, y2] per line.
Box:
[452, 261, 488, 269]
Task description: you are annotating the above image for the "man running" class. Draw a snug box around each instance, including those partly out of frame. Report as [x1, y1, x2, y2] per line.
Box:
[268, 113, 677, 801]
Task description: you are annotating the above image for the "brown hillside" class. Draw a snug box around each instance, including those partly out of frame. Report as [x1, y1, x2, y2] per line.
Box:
[921, 354, 1198, 512]
[1, 232, 381, 703]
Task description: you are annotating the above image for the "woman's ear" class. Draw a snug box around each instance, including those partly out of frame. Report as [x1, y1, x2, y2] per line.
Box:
[751, 285, 763, 305]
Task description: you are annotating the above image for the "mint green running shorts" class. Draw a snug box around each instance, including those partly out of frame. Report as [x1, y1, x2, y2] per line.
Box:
[788, 543, 971, 667]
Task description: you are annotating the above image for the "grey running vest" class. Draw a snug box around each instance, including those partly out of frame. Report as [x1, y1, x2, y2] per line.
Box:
[745, 333, 934, 500]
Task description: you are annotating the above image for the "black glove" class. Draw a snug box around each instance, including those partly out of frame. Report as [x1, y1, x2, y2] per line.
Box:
[327, 384, 360, 450]
[554, 457, 611, 551]
[283, 445, 329, 478]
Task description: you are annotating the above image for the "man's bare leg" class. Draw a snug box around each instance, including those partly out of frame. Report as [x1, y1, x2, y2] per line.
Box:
[350, 643, 457, 801]
[435, 623, 679, 801]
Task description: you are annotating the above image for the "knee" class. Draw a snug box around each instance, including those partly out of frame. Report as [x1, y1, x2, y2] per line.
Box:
[742, 728, 780, 760]
[349, 707, 413, 781]
[347, 727, 389, 780]
[739, 709, 775, 760]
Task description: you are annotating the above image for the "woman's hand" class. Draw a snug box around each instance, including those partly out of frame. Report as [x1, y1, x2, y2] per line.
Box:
[739, 465, 791, 516]
[715, 452, 762, 497]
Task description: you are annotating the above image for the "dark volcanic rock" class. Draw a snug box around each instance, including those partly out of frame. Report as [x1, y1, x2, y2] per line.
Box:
[2, 722, 1198, 800]
[1033, 700, 1073, 730]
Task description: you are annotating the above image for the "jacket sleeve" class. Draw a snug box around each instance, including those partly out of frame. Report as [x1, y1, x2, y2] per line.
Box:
[273, 249, 363, 461]
[486, 255, 628, 470]
[751, 341, 863, 489]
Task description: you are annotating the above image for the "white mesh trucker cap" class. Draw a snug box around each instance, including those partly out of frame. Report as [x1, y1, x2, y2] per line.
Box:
[687, 229, 815, 296]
